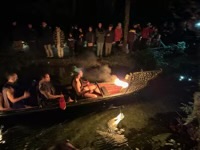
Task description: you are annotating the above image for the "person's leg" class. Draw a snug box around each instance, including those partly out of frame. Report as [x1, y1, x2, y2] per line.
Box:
[44, 45, 50, 57]
[108, 43, 112, 55]
[97, 42, 100, 57]
[60, 47, 64, 58]
[100, 43, 104, 57]
[88, 84, 102, 95]
[48, 44, 53, 57]
[84, 93, 98, 98]
[105, 43, 108, 56]
[57, 44, 61, 58]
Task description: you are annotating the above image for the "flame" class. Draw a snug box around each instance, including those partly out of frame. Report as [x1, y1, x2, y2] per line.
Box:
[114, 78, 129, 88]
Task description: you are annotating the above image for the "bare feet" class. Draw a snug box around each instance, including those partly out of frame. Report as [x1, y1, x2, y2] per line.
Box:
[67, 97, 74, 103]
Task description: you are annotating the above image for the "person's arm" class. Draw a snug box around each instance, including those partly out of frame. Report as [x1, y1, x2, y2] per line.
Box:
[74, 79, 90, 96]
[39, 82, 63, 100]
[6, 89, 29, 103]
[0, 93, 4, 110]
[43, 91, 63, 100]
[74, 79, 82, 96]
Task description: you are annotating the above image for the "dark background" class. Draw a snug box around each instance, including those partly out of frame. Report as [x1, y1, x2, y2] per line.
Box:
[0, 0, 199, 48]
[1, 0, 194, 28]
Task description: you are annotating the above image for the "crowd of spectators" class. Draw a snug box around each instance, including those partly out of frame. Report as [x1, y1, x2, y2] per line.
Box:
[7, 19, 198, 58]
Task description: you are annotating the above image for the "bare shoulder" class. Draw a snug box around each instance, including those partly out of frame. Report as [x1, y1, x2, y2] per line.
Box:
[75, 78, 79, 83]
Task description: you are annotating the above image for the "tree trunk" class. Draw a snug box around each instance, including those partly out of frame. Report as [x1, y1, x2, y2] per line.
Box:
[72, 0, 77, 18]
[123, 0, 131, 52]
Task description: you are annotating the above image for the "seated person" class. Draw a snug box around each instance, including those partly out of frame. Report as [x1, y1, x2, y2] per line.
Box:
[71, 66, 102, 99]
[2, 72, 30, 109]
[0, 92, 10, 110]
[38, 73, 73, 106]
[0, 93, 3, 110]
[0, 93, 4, 110]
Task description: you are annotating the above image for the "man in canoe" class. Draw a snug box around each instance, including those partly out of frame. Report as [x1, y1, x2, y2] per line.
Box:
[38, 73, 73, 108]
[71, 66, 102, 99]
[2, 73, 30, 109]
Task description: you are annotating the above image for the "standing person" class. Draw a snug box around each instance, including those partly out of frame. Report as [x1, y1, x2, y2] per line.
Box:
[95, 22, 105, 58]
[67, 32, 75, 57]
[53, 26, 65, 58]
[114, 22, 123, 48]
[127, 28, 137, 53]
[10, 21, 24, 52]
[72, 25, 79, 55]
[85, 26, 96, 52]
[105, 24, 115, 56]
[77, 27, 84, 55]
[2, 73, 30, 109]
[140, 22, 154, 49]
[40, 21, 54, 58]
[25, 23, 38, 56]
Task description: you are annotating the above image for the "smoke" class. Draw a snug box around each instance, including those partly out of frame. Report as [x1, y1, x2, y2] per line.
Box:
[76, 51, 116, 82]
[84, 64, 114, 82]
[72, 50, 134, 82]
[77, 51, 101, 68]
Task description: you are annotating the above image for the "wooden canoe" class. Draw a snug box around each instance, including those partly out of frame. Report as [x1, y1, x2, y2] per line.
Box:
[0, 69, 162, 118]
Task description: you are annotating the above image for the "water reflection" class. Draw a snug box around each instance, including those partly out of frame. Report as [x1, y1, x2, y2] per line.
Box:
[0, 95, 186, 150]
[1, 104, 134, 149]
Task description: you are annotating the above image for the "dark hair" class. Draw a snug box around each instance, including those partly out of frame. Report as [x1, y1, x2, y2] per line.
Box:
[5, 72, 17, 80]
[109, 24, 113, 27]
[40, 73, 49, 79]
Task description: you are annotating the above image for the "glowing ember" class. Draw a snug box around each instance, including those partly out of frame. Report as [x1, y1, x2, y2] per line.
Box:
[114, 78, 129, 88]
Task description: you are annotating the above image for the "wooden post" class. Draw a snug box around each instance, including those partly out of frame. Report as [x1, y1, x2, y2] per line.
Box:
[123, 0, 131, 53]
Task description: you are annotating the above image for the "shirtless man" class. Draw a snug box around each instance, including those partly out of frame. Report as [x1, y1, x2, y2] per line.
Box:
[72, 67, 102, 98]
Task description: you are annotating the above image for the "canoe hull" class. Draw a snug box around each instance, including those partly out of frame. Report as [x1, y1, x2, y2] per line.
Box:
[0, 69, 162, 120]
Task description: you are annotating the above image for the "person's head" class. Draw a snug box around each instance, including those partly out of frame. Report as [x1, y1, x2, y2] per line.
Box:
[28, 23, 32, 29]
[6, 73, 18, 83]
[79, 27, 83, 32]
[88, 26, 93, 32]
[108, 24, 113, 30]
[147, 22, 152, 27]
[117, 22, 122, 28]
[74, 25, 78, 29]
[72, 66, 83, 78]
[42, 21, 47, 28]
[42, 73, 51, 82]
[12, 21, 17, 26]
[98, 22, 102, 28]
[56, 26, 61, 32]
[78, 70, 83, 78]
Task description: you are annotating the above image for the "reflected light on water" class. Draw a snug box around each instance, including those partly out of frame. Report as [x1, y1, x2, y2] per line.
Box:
[0, 125, 5, 144]
[107, 112, 125, 132]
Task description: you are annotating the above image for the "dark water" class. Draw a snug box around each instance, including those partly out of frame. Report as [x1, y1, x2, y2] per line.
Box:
[0, 60, 199, 150]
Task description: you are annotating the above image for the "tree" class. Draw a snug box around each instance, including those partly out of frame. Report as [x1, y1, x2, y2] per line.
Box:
[123, 0, 131, 52]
